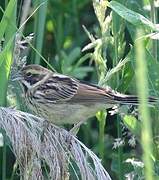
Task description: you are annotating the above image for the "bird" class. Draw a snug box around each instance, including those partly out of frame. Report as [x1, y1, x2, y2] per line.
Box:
[14, 64, 157, 125]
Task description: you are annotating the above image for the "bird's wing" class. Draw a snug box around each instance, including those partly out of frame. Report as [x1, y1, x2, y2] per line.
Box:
[33, 74, 79, 103]
[35, 73, 158, 105]
[33, 73, 119, 104]
[70, 82, 116, 104]
[33, 71, 134, 104]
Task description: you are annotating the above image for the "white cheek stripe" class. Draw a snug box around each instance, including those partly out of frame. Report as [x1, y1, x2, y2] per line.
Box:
[22, 80, 32, 89]
[32, 74, 50, 88]
[22, 74, 51, 90]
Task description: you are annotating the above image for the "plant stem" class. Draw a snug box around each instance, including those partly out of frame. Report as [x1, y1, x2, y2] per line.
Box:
[99, 111, 106, 160]
[135, 29, 154, 180]
[112, 11, 124, 180]
[34, 0, 48, 64]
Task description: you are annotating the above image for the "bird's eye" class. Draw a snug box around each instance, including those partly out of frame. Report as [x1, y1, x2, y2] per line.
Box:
[26, 72, 32, 77]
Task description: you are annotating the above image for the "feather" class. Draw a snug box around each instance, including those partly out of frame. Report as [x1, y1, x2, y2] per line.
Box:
[34, 74, 78, 103]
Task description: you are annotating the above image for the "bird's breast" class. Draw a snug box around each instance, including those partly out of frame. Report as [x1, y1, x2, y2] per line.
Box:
[28, 102, 110, 125]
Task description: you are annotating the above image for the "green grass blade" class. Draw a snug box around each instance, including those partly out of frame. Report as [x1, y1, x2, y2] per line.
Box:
[135, 29, 154, 180]
[123, 115, 141, 137]
[33, 0, 48, 64]
[96, 111, 107, 160]
[0, 37, 14, 67]
[109, 1, 158, 31]
[0, 0, 16, 41]
[0, 1, 17, 106]
[0, 1, 17, 180]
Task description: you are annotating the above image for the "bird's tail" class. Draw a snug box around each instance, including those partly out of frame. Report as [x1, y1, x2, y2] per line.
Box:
[103, 87, 158, 105]
[113, 93, 158, 105]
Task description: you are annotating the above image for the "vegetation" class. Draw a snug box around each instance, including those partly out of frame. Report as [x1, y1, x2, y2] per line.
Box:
[0, 0, 159, 179]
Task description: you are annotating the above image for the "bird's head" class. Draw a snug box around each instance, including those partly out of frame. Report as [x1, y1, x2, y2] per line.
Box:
[13, 65, 52, 90]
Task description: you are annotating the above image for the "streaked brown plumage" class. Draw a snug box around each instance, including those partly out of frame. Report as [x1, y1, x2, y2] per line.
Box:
[15, 64, 157, 125]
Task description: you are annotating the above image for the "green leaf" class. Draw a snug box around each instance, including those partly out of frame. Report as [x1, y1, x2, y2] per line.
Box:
[0, 0, 17, 106]
[119, 47, 159, 96]
[145, 51, 159, 93]
[109, 1, 158, 31]
[118, 49, 135, 92]
[33, 0, 48, 64]
[0, 0, 16, 41]
[0, 37, 14, 67]
[75, 53, 92, 68]
[61, 48, 81, 69]
[68, 47, 81, 65]
[71, 67, 93, 79]
[131, 48, 159, 95]
[123, 115, 141, 137]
